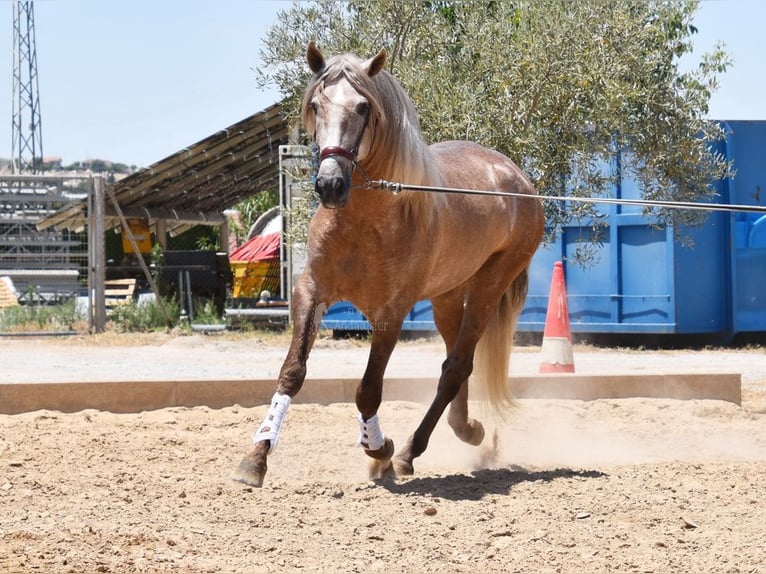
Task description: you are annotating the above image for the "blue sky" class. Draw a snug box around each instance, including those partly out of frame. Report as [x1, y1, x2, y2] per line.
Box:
[0, 0, 763, 168]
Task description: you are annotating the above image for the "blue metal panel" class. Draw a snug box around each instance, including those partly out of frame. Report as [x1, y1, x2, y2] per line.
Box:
[320, 301, 372, 331]
[733, 249, 766, 331]
[671, 211, 729, 334]
[618, 225, 672, 325]
[721, 121, 766, 334]
[321, 299, 435, 331]
[563, 227, 613, 326]
[520, 242, 561, 330]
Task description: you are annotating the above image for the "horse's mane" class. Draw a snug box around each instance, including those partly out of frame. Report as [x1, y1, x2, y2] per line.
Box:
[302, 53, 441, 220]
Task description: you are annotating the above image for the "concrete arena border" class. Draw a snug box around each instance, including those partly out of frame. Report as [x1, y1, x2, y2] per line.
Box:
[0, 373, 741, 415]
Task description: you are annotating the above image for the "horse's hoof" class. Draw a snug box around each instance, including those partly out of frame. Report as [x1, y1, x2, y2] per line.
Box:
[230, 452, 267, 488]
[369, 458, 395, 481]
[392, 456, 414, 477]
[364, 437, 395, 460]
[454, 418, 485, 446]
[465, 419, 485, 446]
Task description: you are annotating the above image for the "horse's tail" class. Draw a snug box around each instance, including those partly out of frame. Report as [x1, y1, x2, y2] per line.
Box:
[472, 268, 528, 419]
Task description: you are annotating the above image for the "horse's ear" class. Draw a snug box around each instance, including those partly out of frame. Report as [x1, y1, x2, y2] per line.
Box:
[364, 49, 387, 77]
[307, 41, 325, 74]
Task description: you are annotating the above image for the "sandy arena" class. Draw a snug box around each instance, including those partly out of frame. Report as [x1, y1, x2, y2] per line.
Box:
[1, 332, 766, 573]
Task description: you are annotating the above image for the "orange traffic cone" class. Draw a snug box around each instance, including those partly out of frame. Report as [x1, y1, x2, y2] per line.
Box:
[539, 261, 575, 373]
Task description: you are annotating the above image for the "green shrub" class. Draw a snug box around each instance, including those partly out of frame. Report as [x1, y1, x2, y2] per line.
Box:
[191, 299, 225, 325]
[0, 299, 84, 333]
[108, 297, 180, 332]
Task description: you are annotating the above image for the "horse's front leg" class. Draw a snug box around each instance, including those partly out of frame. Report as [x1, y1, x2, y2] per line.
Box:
[356, 320, 402, 480]
[232, 276, 326, 487]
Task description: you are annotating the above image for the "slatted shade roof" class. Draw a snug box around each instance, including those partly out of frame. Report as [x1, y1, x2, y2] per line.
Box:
[38, 102, 291, 234]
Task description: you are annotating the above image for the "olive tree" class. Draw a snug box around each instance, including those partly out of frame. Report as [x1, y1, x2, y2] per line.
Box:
[256, 0, 731, 243]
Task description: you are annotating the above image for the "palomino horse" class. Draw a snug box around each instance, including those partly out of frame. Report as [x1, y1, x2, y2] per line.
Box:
[233, 42, 543, 487]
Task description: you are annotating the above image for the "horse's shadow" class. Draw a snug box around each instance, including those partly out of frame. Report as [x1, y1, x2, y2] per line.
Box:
[378, 466, 607, 501]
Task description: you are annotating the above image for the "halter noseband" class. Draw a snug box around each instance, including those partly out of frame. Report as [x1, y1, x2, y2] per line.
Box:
[319, 146, 357, 162]
[316, 144, 374, 189]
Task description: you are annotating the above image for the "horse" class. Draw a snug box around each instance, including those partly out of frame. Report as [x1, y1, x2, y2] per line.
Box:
[232, 42, 544, 487]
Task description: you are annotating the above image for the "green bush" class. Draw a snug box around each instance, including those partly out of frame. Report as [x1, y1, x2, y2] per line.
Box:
[191, 299, 226, 325]
[0, 295, 226, 334]
[108, 297, 181, 332]
[0, 299, 83, 333]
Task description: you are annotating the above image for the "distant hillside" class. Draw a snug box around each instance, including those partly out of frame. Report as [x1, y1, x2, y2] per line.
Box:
[0, 157, 139, 175]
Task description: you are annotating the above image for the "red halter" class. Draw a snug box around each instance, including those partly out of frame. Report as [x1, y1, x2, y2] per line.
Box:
[319, 146, 356, 162]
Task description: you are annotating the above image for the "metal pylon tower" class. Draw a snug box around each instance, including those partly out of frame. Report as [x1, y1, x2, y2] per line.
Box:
[11, 0, 43, 174]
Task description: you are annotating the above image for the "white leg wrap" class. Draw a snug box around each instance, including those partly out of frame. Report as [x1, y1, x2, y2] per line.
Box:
[253, 393, 292, 452]
[358, 413, 386, 451]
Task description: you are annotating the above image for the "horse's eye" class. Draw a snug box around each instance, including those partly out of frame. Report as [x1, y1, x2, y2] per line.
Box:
[356, 101, 370, 116]
[311, 101, 319, 114]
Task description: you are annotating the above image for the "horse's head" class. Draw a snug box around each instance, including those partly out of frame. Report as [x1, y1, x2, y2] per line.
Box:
[303, 42, 387, 209]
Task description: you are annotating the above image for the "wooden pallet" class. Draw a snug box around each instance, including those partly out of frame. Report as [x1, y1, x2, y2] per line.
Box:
[0, 276, 19, 308]
[105, 278, 137, 308]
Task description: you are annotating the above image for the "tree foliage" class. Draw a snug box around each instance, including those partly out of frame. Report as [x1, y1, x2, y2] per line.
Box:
[256, 0, 732, 236]
[234, 188, 280, 242]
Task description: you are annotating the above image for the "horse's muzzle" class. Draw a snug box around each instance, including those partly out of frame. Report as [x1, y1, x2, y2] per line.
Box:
[315, 175, 350, 209]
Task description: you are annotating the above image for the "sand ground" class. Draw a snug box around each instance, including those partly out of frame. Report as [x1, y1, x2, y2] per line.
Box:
[1, 332, 765, 573]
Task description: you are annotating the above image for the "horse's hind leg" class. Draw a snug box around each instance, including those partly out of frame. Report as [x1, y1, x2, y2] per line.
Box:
[393, 258, 525, 476]
[431, 290, 485, 446]
[231, 275, 325, 487]
[392, 291, 488, 476]
[356, 321, 403, 480]
[392, 337, 480, 476]
[447, 383, 485, 446]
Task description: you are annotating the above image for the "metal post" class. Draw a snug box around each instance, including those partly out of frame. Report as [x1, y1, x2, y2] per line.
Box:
[185, 270, 193, 321]
[178, 270, 188, 323]
[92, 175, 107, 332]
[12, 0, 44, 174]
[218, 219, 229, 255]
[86, 177, 94, 332]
